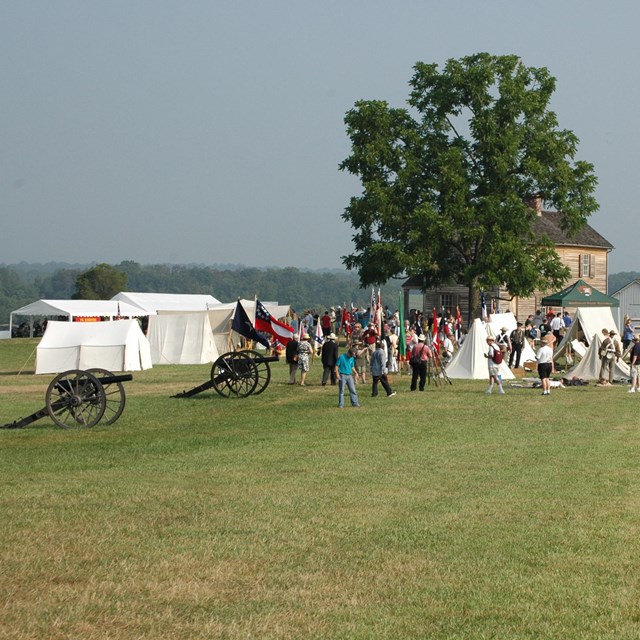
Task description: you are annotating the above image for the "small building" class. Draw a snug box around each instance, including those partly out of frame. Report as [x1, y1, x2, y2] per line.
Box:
[611, 279, 640, 324]
[402, 200, 613, 324]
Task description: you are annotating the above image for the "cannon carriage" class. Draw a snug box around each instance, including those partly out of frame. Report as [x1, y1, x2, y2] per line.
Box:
[1, 369, 131, 430]
[172, 350, 278, 399]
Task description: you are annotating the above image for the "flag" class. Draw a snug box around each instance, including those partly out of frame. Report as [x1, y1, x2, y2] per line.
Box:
[490, 297, 496, 317]
[232, 300, 270, 348]
[370, 288, 376, 327]
[255, 299, 294, 346]
[398, 292, 406, 358]
[480, 290, 487, 321]
[377, 288, 383, 334]
[432, 307, 440, 354]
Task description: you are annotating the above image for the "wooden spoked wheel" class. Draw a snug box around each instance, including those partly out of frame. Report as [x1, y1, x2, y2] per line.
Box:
[86, 368, 127, 425]
[45, 369, 106, 429]
[210, 352, 259, 398]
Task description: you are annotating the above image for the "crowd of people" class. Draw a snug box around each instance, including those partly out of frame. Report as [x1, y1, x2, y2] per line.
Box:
[278, 305, 640, 402]
[279, 305, 466, 407]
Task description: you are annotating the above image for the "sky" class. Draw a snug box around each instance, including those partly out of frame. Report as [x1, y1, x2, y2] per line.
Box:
[2, 1, 638, 273]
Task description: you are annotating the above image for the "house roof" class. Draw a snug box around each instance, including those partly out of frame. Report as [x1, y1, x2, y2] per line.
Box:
[611, 278, 640, 297]
[532, 211, 613, 250]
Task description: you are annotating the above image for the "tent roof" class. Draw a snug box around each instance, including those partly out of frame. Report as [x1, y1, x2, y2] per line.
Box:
[564, 332, 629, 381]
[553, 306, 620, 359]
[111, 292, 221, 313]
[445, 318, 515, 380]
[11, 299, 147, 319]
[541, 280, 619, 307]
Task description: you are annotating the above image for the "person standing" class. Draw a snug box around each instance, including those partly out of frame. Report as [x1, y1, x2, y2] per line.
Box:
[297, 333, 313, 386]
[484, 336, 505, 395]
[320, 311, 333, 337]
[536, 333, 556, 396]
[509, 322, 526, 369]
[335, 348, 361, 408]
[321, 333, 339, 386]
[370, 340, 396, 398]
[629, 335, 640, 393]
[622, 318, 635, 353]
[285, 335, 299, 384]
[495, 327, 511, 364]
[550, 313, 565, 344]
[410, 334, 432, 392]
[598, 329, 621, 386]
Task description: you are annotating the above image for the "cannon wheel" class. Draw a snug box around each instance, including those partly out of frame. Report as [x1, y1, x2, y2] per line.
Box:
[211, 352, 259, 398]
[243, 350, 272, 395]
[46, 369, 106, 429]
[86, 368, 126, 425]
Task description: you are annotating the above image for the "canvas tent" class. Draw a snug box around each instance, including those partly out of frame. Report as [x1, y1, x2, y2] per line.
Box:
[445, 318, 515, 380]
[10, 299, 147, 337]
[36, 320, 152, 374]
[152, 300, 291, 358]
[541, 279, 619, 308]
[564, 332, 630, 381]
[146, 313, 219, 365]
[487, 312, 537, 364]
[553, 307, 620, 360]
[111, 292, 221, 314]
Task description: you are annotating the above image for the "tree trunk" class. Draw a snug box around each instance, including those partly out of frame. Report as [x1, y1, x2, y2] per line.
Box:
[467, 281, 481, 326]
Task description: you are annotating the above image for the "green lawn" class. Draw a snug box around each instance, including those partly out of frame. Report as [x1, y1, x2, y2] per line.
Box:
[1, 339, 639, 639]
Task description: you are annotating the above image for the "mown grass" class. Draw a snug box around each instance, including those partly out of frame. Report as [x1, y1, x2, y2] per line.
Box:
[1, 339, 640, 639]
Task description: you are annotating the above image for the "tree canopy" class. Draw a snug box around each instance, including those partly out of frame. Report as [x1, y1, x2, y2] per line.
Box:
[340, 53, 599, 319]
[74, 263, 128, 300]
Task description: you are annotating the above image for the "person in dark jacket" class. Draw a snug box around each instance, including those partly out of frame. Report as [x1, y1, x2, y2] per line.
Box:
[285, 337, 299, 384]
[321, 333, 339, 385]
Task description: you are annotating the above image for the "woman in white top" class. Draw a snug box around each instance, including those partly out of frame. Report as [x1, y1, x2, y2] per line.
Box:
[536, 333, 556, 396]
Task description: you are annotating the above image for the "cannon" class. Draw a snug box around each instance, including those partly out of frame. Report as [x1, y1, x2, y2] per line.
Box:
[1, 368, 132, 430]
[172, 350, 278, 399]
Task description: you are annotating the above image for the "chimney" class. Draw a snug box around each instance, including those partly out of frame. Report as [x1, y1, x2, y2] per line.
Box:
[525, 194, 543, 216]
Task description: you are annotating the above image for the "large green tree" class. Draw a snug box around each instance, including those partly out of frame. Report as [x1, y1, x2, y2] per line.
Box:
[74, 263, 128, 300]
[340, 53, 598, 321]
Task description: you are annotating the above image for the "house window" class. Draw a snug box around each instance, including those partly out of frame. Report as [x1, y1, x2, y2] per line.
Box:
[440, 293, 454, 312]
[580, 254, 590, 278]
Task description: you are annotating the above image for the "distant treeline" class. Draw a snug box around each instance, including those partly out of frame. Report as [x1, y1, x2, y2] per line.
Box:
[2, 261, 638, 328]
[0, 261, 406, 327]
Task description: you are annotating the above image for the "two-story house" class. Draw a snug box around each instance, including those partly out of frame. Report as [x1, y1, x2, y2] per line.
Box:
[402, 198, 613, 323]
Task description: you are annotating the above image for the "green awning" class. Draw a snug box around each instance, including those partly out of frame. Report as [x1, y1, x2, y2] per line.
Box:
[540, 280, 619, 308]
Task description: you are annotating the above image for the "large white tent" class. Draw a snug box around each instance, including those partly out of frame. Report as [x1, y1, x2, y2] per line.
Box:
[10, 299, 147, 337]
[487, 312, 537, 364]
[553, 307, 620, 360]
[36, 320, 152, 374]
[445, 318, 515, 380]
[564, 332, 630, 381]
[111, 292, 221, 313]
[147, 313, 219, 365]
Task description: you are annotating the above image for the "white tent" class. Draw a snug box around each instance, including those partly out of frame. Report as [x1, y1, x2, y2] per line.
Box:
[445, 318, 515, 380]
[147, 313, 219, 365]
[564, 332, 630, 381]
[154, 300, 291, 358]
[111, 292, 221, 314]
[487, 312, 537, 364]
[10, 299, 146, 337]
[553, 307, 620, 360]
[36, 320, 152, 374]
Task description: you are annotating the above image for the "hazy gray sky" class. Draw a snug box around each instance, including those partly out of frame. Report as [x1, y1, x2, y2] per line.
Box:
[2, 1, 638, 273]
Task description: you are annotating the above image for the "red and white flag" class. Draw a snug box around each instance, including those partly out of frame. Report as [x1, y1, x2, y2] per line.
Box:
[254, 299, 295, 346]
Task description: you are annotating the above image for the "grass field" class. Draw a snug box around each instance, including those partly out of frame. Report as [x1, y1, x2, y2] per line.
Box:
[1, 339, 640, 639]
